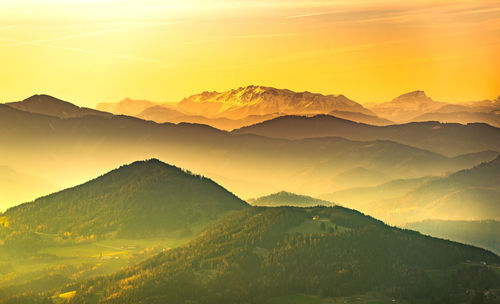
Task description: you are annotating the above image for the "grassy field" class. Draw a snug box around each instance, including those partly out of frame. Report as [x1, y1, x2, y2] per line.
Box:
[0, 236, 191, 295]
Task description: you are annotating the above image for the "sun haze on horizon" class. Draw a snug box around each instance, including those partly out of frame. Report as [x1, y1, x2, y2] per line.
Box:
[0, 0, 499, 106]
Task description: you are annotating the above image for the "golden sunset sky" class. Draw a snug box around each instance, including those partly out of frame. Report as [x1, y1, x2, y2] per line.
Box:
[1, 0, 499, 106]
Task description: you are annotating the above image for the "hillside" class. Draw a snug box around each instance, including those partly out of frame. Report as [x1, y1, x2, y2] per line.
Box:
[177, 85, 374, 119]
[232, 114, 500, 156]
[406, 220, 500, 255]
[5, 95, 111, 118]
[0, 159, 248, 245]
[21, 206, 500, 304]
[248, 191, 333, 207]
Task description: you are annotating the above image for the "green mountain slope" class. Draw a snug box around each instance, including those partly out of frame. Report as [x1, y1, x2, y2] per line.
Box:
[248, 191, 333, 207]
[23, 206, 500, 304]
[0, 159, 248, 245]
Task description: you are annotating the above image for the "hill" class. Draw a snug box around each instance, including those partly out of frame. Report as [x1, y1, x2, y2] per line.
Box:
[406, 220, 500, 255]
[21, 206, 500, 304]
[5, 95, 111, 118]
[248, 191, 333, 207]
[232, 114, 500, 156]
[0, 159, 248, 246]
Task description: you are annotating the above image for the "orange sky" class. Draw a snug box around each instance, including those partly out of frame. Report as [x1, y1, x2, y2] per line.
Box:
[0, 0, 499, 106]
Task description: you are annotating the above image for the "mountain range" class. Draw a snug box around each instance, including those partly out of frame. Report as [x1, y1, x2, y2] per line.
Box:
[95, 86, 500, 129]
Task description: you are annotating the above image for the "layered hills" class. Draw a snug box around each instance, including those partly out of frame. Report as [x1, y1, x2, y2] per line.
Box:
[233, 114, 500, 156]
[0, 98, 498, 212]
[322, 156, 500, 225]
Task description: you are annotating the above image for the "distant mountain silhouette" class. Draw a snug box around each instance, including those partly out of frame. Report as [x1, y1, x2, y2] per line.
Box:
[97, 97, 156, 116]
[0, 159, 248, 241]
[248, 191, 333, 207]
[29, 206, 500, 304]
[367, 91, 446, 122]
[5, 94, 111, 118]
[232, 114, 500, 156]
[367, 91, 500, 124]
[137, 105, 279, 131]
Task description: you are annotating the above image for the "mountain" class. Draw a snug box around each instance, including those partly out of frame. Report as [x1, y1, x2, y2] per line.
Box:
[367, 91, 447, 122]
[21, 206, 500, 304]
[5, 94, 111, 118]
[233, 114, 500, 156]
[248, 191, 333, 207]
[367, 91, 500, 125]
[96, 98, 156, 116]
[406, 220, 500, 255]
[0, 166, 56, 211]
[177, 85, 375, 119]
[0, 159, 248, 244]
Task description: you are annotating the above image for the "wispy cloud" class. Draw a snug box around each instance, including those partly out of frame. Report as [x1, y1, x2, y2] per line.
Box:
[0, 22, 176, 48]
[0, 36, 170, 66]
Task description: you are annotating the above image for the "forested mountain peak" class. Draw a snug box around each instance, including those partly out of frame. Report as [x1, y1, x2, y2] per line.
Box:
[0, 159, 248, 242]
